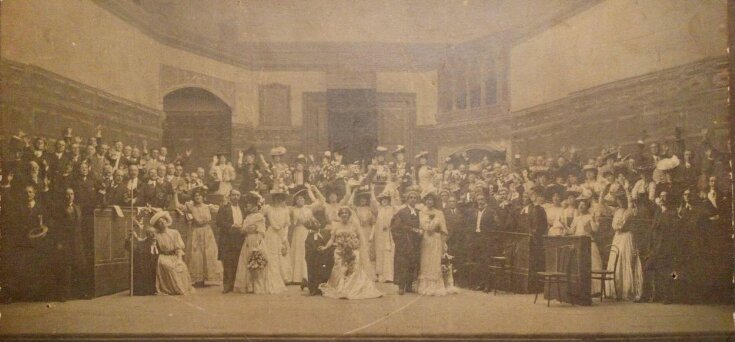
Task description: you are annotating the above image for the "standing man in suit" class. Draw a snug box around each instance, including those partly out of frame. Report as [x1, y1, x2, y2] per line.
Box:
[638, 192, 678, 304]
[390, 186, 423, 295]
[442, 195, 465, 268]
[216, 189, 246, 293]
[237, 146, 261, 195]
[515, 192, 548, 291]
[50, 188, 86, 300]
[464, 192, 497, 291]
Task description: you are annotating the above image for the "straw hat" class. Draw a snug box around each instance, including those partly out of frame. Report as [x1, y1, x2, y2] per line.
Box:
[150, 211, 172, 227]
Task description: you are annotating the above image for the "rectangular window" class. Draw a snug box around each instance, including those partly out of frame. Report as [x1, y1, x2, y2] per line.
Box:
[455, 64, 467, 110]
[469, 61, 481, 108]
[259, 83, 291, 127]
[484, 58, 497, 106]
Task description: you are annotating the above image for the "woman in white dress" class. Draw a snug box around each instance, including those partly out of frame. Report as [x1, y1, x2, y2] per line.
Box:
[289, 186, 319, 288]
[605, 189, 643, 301]
[181, 188, 223, 287]
[318, 206, 382, 299]
[262, 188, 292, 287]
[415, 151, 435, 193]
[565, 197, 602, 295]
[310, 183, 346, 226]
[150, 211, 194, 295]
[417, 192, 450, 296]
[347, 186, 377, 281]
[233, 192, 271, 294]
[372, 190, 397, 283]
[211, 154, 236, 196]
[544, 191, 566, 236]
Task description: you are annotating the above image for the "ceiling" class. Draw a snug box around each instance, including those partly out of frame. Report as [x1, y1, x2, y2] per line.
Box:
[97, 0, 597, 70]
[129, 0, 588, 44]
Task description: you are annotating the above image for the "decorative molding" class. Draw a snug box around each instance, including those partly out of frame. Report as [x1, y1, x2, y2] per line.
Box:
[0, 58, 163, 145]
[160, 65, 236, 110]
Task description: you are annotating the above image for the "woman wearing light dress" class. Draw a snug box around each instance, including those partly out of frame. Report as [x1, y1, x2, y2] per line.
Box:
[150, 211, 193, 295]
[345, 185, 377, 281]
[372, 190, 397, 283]
[604, 189, 643, 301]
[233, 192, 272, 294]
[543, 191, 566, 236]
[181, 188, 223, 287]
[565, 198, 602, 295]
[289, 186, 320, 288]
[417, 192, 454, 296]
[318, 206, 382, 300]
[262, 188, 292, 287]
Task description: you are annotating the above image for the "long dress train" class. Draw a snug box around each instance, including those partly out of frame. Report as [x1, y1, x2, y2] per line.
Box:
[417, 208, 450, 296]
[233, 212, 269, 294]
[374, 205, 396, 282]
[319, 220, 382, 299]
[605, 207, 643, 300]
[263, 205, 291, 289]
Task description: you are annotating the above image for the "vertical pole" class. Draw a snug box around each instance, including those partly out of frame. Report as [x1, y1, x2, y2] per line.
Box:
[129, 189, 134, 296]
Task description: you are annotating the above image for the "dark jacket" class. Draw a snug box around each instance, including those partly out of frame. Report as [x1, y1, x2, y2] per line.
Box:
[216, 203, 246, 261]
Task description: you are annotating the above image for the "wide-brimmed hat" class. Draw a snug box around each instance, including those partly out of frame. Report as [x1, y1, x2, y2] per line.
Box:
[270, 146, 287, 156]
[150, 211, 172, 227]
[244, 191, 264, 206]
[295, 154, 306, 162]
[376, 146, 388, 153]
[404, 185, 421, 198]
[582, 164, 598, 172]
[415, 151, 429, 160]
[421, 190, 438, 202]
[656, 156, 680, 171]
[392, 145, 406, 155]
[376, 190, 392, 201]
[269, 183, 289, 195]
[323, 151, 332, 158]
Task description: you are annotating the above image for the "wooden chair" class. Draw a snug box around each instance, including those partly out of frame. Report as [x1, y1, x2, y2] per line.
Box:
[487, 243, 515, 295]
[592, 244, 619, 301]
[534, 245, 576, 307]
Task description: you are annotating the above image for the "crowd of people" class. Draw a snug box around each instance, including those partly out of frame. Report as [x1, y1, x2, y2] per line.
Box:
[0, 125, 730, 304]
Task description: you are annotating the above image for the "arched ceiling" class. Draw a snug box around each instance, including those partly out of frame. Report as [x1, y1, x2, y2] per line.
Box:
[96, 0, 598, 70]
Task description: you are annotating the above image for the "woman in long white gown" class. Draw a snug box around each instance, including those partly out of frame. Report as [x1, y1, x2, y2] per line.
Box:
[289, 187, 319, 288]
[262, 189, 291, 289]
[604, 190, 643, 300]
[233, 192, 271, 294]
[349, 187, 377, 281]
[417, 192, 452, 296]
[372, 190, 397, 283]
[566, 198, 602, 295]
[318, 206, 382, 300]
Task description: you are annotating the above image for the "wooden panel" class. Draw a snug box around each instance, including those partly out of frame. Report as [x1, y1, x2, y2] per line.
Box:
[543, 236, 592, 306]
[487, 231, 532, 294]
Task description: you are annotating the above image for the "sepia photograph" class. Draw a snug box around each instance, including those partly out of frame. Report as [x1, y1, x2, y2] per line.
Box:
[0, 0, 733, 340]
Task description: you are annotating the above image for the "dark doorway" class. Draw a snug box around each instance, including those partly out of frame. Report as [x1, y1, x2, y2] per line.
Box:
[327, 89, 378, 164]
[163, 88, 232, 171]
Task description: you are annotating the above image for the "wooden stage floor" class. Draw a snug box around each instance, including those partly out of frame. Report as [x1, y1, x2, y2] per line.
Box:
[0, 283, 732, 339]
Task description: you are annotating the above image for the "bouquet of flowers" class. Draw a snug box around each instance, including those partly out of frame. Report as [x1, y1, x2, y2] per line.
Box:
[335, 231, 360, 275]
[247, 249, 268, 270]
[441, 252, 456, 275]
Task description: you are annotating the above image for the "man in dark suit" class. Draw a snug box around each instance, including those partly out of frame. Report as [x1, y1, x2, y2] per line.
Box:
[638, 192, 678, 304]
[390, 186, 423, 295]
[139, 168, 173, 209]
[305, 220, 333, 296]
[237, 146, 262, 195]
[47, 139, 70, 184]
[463, 192, 497, 291]
[216, 189, 246, 293]
[72, 161, 97, 298]
[514, 191, 548, 291]
[50, 188, 87, 300]
[442, 195, 465, 268]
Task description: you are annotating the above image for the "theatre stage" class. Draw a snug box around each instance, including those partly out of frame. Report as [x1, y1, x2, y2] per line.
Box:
[0, 284, 731, 339]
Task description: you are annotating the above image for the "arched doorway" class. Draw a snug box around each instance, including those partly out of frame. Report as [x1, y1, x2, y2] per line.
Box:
[163, 87, 232, 171]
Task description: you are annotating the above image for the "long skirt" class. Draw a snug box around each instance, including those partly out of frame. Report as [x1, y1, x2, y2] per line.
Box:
[417, 232, 447, 296]
[374, 225, 394, 282]
[233, 234, 269, 294]
[359, 224, 376, 281]
[591, 241, 602, 295]
[186, 225, 223, 283]
[289, 224, 309, 284]
[319, 249, 382, 300]
[605, 231, 643, 300]
[263, 227, 288, 292]
[156, 255, 194, 295]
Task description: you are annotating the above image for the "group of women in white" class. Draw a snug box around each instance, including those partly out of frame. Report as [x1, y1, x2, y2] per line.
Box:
[210, 180, 459, 299]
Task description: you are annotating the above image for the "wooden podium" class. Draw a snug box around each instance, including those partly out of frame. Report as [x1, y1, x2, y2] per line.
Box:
[486, 231, 533, 293]
[91, 208, 196, 297]
[543, 236, 592, 306]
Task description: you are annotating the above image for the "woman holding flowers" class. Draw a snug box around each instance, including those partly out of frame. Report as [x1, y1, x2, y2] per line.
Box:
[417, 191, 450, 296]
[318, 206, 382, 299]
[234, 192, 274, 294]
